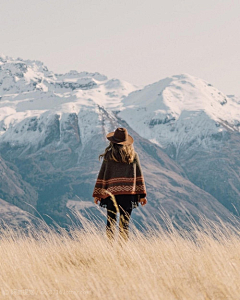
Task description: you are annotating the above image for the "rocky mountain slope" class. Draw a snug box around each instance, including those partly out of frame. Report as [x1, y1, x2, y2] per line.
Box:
[119, 74, 240, 215]
[0, 54, 239, 229]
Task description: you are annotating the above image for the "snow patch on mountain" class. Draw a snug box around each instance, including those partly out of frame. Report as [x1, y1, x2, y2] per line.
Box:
[0, 54, 139, 149]
[119, 73, 240, 150]
[1, 55, 240, 153]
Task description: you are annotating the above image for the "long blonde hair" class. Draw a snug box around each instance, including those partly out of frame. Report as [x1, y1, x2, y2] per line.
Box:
[99, 142, 136, 164]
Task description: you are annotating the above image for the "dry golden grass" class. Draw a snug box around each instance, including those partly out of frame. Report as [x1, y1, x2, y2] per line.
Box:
[0, 209, 240, 300]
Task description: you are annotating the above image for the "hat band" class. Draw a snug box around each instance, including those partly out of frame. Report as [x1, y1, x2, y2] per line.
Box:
[112, 135, 127, 142]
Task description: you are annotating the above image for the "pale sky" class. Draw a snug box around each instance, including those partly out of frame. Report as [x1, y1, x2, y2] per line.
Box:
[1, 0, 239, 95]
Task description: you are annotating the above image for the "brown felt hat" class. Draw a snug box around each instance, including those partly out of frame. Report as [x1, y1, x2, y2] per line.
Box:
[106, 127, 134, 145]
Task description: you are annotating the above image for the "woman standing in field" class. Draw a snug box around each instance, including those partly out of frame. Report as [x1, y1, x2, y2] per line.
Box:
[93, 127, 147, 242]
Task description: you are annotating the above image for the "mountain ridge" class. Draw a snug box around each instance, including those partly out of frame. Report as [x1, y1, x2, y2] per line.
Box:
[0, 54, 240, 229]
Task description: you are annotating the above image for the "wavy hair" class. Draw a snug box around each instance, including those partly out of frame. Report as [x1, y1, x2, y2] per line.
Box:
[99, 141, 136, 164]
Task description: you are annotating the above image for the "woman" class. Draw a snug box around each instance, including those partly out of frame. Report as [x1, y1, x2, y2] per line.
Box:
[92, 127, 147, 242]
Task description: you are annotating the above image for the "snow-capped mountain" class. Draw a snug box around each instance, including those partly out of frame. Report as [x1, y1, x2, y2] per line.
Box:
[1, 54, 239, 156]
[117, 74, 240, 216]
[0, 54, 139, 150]
[119, 73, 240, 156]
[0, 54, 239, 229]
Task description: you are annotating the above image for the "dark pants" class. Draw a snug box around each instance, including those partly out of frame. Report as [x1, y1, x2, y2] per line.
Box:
[106, 194, 133, 241]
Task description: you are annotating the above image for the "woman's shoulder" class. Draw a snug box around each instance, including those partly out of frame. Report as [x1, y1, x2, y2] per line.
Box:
[102, 151, 139, 165]
[134, 151, 139, 160]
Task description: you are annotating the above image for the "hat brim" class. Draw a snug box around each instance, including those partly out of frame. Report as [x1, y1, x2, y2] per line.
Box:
[106, 132, 134, 145]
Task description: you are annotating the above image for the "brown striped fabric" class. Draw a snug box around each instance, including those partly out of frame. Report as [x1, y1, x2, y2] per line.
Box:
[92, 152, 147, 199]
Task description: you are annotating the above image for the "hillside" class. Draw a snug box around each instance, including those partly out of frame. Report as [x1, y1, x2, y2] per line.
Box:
[0, 54, 239, 228]
[0, 214, 240, 300]
[118, 73, 240, 215]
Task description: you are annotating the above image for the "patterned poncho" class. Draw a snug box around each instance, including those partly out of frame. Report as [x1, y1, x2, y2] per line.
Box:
[92, 152, 147, 199]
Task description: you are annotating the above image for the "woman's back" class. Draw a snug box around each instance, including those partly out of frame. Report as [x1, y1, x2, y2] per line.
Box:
[92, 151, 146, 200]
[93, 127, 147, 242]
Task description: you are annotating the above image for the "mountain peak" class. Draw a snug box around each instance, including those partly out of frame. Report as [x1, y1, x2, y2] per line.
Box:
[172, 72, 194, 79]
[119, 73, 240, 150]
[0, 53, 9, 62]
[1, 54, 239, 153]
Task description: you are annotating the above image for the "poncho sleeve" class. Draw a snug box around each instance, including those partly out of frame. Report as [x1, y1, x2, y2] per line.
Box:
[135, 153, 147, 198]
[92, 159, 107, 199]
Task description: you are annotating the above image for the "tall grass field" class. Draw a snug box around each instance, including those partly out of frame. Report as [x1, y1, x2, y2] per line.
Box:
[0, 208, 240, 300]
